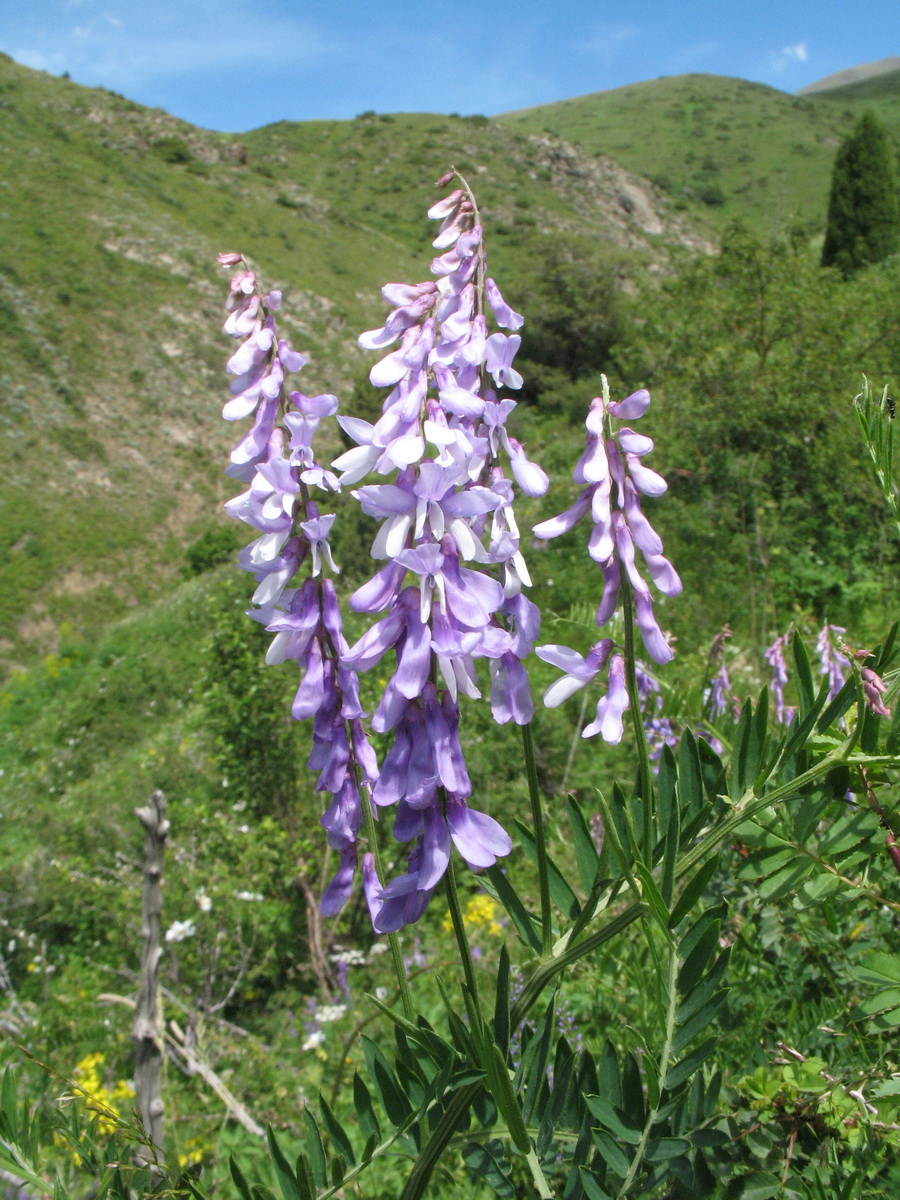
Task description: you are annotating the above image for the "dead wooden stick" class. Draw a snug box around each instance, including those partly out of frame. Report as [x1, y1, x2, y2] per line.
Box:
[100, 994, 264, 1139]
[133, 790, 169, 1158]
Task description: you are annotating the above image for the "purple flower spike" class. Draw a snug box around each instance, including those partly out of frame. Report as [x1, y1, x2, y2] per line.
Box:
[535, 374, 678, 722]
[764, 633, 793, 724]
[265, 173, 549, 929]
[816, 623, 849, 700]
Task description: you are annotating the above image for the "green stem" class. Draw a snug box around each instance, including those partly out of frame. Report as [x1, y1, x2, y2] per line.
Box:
[398, 902, 648, 1200]
[398, 1083, 481, 1200]
[621, 584, 654, 856]
[444, 856, 482, 1011]
[616, 940, 679, 1197]
[510, 903, 646, 1028]
[522, 722, 554, 957]
[676, 751, 896, 879]
[359, 781, 414, 1022]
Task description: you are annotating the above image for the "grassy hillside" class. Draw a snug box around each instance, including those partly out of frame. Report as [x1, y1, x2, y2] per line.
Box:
[499, 71, 900, 236]
[814, 65, 900, 119]
[0, 53, 705, 671]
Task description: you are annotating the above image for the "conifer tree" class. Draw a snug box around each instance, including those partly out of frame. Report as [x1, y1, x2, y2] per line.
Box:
[821, 110, 900, 277]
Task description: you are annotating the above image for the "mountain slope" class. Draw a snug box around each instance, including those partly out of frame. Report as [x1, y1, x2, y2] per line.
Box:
[797, 56, 900, 94]
[0, 54, 704, 671]
[498, 72, 900, 235]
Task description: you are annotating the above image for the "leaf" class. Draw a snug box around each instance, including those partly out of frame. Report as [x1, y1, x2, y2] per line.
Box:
[731, 698, 754, 801]
[676, 949, 730, 1025]
[230, 1156, 254, 1200]
[657, 744, 678, 838]
[578, 1167, 613, 1200]
[677, 729, 703, 821]
[591, 1129, 631, 1178]
[697, 736, 725, 803]
[463, 1140, 514, 1198]
[871, 1006, 900, 1030]
[293, 1154, 315, 1200]
[567, 795, 601, 893]
[302, 1109, 326, 1190]
[750, 688, 769, 787]
[361, 1036, 412, 1126]
[792, 632, 815, 717]
[486, 1042, 531, 1155]
[778, 678, 830, 767]
[634, 859, 671, 933]
[584, 1096, 642, 1144]
[516, 994, 557, 1124]
[661, 801, 679, 909]
[328, 1152, 348, 1190]
[266, 1126, 303, 1200]
[739, 1170, 782, 1199]
[484, 865, 541, 952]
[516, 819, 582, 918]
[677, 907, 725, 992]
[672, 991, 729, 1055]
[0, 1071, 17, 1141]
[596, 1041, 622, 1109]
[493, 944, 511, 1053]
[668, 856, 720, 929]
[318, 1093, 355, 1167]
[644, 1137, 691, 1161]
[621, 1052, 646, 1127]
[366, 993, 453, 1062]
[352, 1073, 381, 1144]
[665, 1038, 718, 1090]
[757, 860, 811, 902]
[816, 677, 856, 733]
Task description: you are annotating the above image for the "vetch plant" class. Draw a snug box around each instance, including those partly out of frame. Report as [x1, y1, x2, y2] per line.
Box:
[209, 184, 900, 1200]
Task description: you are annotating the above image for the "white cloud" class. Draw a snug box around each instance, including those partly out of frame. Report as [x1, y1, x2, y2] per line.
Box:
[579, 23, 641, 64]
[9, 2, 334, 95]
[770, 42, 809, 72]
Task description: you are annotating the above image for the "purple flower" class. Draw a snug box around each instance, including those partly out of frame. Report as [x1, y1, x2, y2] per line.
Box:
[816, 622, 849, 701]
[862, 666, 891, 718]
[329, 172, 556, 925]
[537, 641, 614, 707]
[764, 633, 794, 725]
[582, 653, 629, 743]
[534, 377, 678, 666]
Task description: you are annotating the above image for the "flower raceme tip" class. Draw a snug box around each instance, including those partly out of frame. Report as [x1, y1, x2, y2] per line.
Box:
[535, 378, 680, 744]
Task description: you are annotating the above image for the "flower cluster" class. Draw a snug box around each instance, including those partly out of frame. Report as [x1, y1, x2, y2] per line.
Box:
[71, 1053, 135, 1139]
[217, 254, 376, 917]
[336, 173, 548, 930]
[534, 376, 680, 744]
[764, 633, 794, 725]
[816, 623, 849, 701]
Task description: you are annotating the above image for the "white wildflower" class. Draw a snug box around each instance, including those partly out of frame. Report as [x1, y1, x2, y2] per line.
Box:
[317, 1004, 347, 1024]
[165, 919, 196, 943]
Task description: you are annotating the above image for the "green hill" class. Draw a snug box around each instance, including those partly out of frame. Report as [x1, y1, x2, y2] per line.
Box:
[498, 72, 900, 236]
[0, 53, 706, 671]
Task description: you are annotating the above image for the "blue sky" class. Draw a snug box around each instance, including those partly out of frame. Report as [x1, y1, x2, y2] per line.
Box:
[2, 0, 897, 132]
